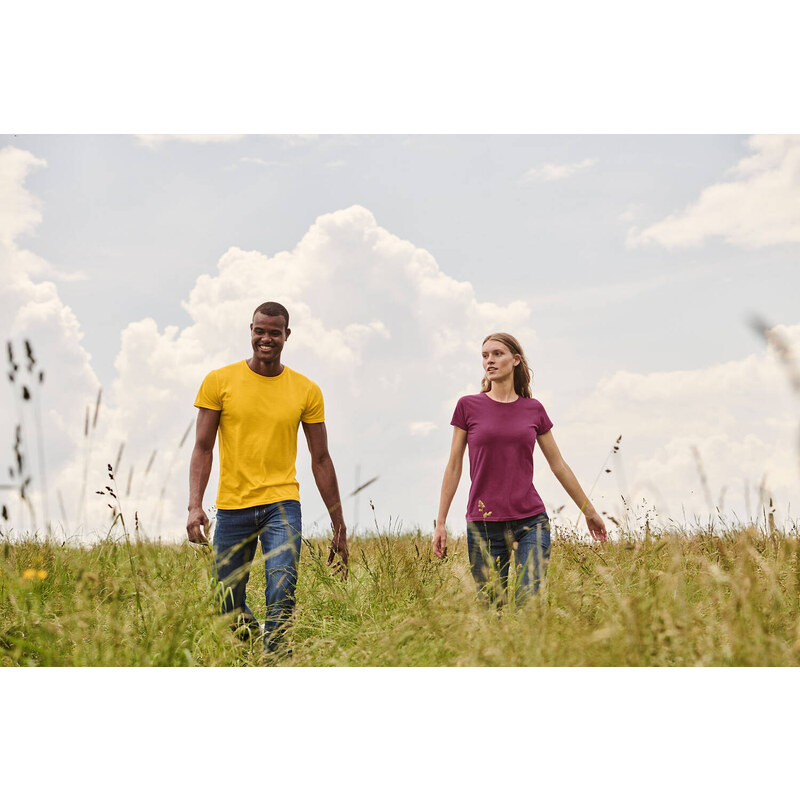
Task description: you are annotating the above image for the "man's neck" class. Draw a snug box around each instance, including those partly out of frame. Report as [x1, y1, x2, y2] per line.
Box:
[246, 357, 285, 378]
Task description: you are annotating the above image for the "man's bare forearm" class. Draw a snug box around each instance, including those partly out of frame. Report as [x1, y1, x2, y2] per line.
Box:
[312, 455, 346, 534]
[188, 447, 213, 510]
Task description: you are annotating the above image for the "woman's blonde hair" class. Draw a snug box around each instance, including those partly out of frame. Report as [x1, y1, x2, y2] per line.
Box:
[480, 332, 533, 399]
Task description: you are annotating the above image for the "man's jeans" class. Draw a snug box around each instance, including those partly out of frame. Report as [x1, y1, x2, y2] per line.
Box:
[467, 512, 551, 606]
[213, 500, 302, 650]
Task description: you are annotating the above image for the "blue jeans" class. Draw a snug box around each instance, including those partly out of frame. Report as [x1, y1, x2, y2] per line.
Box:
[213, 500, 302, 650]
[467, 512, 551, 605]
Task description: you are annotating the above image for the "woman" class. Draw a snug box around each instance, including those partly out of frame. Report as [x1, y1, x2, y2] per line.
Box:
[432, 332, 606, 605]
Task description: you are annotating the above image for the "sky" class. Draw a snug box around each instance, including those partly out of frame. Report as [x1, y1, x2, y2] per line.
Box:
[2, 133, 800, 541]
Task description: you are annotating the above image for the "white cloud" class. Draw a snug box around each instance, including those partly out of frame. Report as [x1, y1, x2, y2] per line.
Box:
[272, 134, 319, 147]
[536, 325, 800, 532]
[239, 157, 288, 167]
[0, 147, 46, 246]
[409, 422, 437, 436]
[134, 135, 246, 148]
[23, 260, 88, 282]
[0, 147, 101, 536]
[522, 157, 597, 183]
[628, 135, 800, 248]
[618, 203, 643, 223]
[134, 135, 318, 151]
[101, 205, 534, 538]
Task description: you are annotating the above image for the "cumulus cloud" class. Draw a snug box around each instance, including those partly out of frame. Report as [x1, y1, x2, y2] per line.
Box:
[0, 147, 101, 536]
[521, 157, 597, 183]
[536, 325, 800, 532]
[1, 186, 532, 539]
[0, 147, 46, 246]
[104, 205, 534, 538]
[628, 135, 800, 248]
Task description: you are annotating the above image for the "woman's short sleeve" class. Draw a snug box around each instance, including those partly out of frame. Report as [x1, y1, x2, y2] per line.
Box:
[537, 402, 554, 435]
[450, 397, 467, 430]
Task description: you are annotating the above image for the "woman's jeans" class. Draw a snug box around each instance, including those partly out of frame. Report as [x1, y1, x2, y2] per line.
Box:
[467, 512, 551, 606]
[213, 500, 302, 650]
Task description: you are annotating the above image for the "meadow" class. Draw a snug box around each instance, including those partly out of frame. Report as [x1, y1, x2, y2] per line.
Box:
[3, 522, 800, 667]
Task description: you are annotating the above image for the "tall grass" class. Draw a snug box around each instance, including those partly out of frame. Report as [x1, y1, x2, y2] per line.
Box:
[3, 525, 800, 666]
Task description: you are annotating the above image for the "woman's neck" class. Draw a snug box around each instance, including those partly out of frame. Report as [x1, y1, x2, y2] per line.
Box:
[487, 378, 518, 403]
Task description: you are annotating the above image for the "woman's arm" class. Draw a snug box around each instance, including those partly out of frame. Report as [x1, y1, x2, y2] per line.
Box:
[432, 426, 468, 558]
[537, 430, 607, 541]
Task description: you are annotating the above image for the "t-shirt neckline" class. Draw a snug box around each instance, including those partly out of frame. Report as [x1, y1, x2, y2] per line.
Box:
[242, 360, 287, 381]
[483, 392, 521, 405]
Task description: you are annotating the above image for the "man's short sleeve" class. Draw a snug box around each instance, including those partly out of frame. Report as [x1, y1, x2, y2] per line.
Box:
[195, 370, 222, 411]
[450, 397, 467, 431]
[301, 381, 325, 423]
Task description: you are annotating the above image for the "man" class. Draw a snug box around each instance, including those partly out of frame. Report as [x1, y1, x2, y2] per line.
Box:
[186, 301, 348, 652]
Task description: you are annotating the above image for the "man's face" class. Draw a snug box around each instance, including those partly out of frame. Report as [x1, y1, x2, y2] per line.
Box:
[250, 312, 290, 366]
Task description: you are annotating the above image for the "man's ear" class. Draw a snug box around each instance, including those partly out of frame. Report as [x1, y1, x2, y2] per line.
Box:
[285, 327, 291, 340]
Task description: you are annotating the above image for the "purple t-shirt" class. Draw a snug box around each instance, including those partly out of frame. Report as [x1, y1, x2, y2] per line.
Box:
[451, 393, 553, 522]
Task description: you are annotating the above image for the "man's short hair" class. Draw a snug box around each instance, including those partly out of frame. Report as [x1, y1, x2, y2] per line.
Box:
[253, 301, 290, 328]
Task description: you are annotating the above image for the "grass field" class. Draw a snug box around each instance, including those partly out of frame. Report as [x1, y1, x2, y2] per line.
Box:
[2, 524, 800, 667]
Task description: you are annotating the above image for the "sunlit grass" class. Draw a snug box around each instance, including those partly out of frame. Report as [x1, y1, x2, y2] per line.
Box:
[2, 524, 800, 666]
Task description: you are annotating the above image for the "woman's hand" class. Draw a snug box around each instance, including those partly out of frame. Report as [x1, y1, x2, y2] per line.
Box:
[432, 523, 448, 558]
[585, 510, 607, 542]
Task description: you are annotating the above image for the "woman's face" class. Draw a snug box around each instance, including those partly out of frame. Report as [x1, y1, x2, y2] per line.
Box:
[482, 339, 519, 383]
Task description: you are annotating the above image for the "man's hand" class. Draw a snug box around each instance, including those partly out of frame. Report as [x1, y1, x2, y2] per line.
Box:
[432, 523, 448, 558]
[187, 506, 210, 545]
[585, 510, 607, 542]
[327, 526, 349, 580]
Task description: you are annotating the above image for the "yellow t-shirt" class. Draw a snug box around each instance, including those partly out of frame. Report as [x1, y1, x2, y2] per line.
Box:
[194, 361, 325, 509]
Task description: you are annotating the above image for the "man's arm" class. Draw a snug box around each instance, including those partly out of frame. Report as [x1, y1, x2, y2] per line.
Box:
[186, 407, 221, 544]
[302, 421, 348, 576]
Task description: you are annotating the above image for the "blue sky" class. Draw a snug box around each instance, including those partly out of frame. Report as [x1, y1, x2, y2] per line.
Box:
[2, 133, 800, 539]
